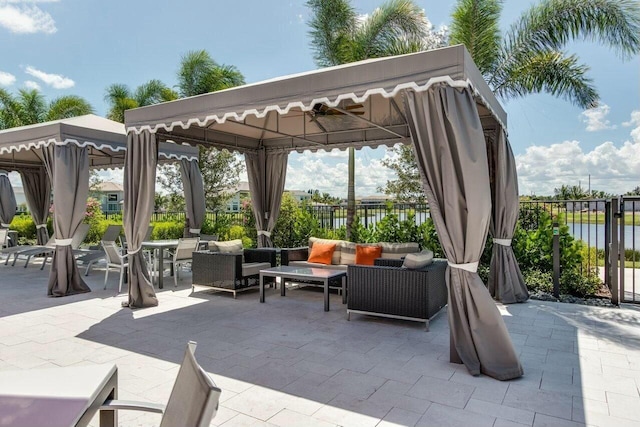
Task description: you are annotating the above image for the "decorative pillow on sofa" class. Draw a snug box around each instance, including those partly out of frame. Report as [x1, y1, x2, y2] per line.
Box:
[308, 242, 337, 265]
[379, 242, 420, 259]
[214, 239, 244, 253]
[309, 237, 343, 265]
[355, 244, 382, 265]
[342, 242, 381, 265]
[402, 249, 434, 269]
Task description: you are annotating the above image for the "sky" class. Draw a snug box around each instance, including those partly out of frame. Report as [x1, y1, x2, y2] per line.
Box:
[1, 0, 638, 198]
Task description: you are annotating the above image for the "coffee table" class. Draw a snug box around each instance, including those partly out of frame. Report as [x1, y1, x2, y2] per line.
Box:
[259, 265, 346, 311]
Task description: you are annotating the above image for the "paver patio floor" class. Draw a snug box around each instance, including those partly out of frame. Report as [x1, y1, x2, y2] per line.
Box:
[1, 261, 639, 426]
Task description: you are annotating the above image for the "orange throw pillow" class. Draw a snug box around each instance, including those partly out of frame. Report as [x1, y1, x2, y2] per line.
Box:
[355, 245, 382, 265]
[308, 242, 337, 265]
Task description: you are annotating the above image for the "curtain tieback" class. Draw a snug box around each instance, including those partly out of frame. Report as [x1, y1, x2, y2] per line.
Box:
[257, 230, 271, 237]
[447, 261, 479, 273]
[55, 238, 73, 246]
[189, 228, 201, 234]
[1, 223, 11, 228]
[127, 247, 143, 255]
[493, 238, 512, 246]
[36, 224, 48, 229]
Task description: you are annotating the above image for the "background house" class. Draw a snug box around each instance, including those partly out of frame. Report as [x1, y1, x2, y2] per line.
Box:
[93, 181, 124, 213]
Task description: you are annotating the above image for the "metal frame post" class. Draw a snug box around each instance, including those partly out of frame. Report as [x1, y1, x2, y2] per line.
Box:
[553, 221, 560, 298]
[611, 197, 619, 305]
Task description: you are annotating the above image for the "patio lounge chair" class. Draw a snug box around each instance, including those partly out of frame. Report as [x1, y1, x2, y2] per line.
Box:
[11, 223, 90, 269]
[102, 240, 129, 294]
[1, 234, 53, 265]
[163, 237, 200, 287]
[75, 225, 123, 276]
[0, 229, 8, 249]
[100, 341, 221, 426]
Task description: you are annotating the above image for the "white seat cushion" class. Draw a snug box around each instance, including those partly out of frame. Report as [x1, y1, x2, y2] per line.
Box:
[242, 262, 271, 277]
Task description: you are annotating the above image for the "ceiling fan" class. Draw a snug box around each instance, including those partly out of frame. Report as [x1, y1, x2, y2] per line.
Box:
[308, 102, 365, 120]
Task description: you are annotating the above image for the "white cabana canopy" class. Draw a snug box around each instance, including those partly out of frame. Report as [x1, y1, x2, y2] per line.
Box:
[124, 44, 524, 380]
[126, 45, 506, 154]
[0, 114, 198, 171]
[0, 114, 201, 298]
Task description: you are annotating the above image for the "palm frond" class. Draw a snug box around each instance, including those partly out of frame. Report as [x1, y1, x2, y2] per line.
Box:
[104, 84, 131, 104]
[508, 0, 640, 60]
[306, 0, 357, 66]
[46, 96, 94, 121]
[17, 89, 47, 125]
[449, 0, 502, 76]
[0, 88, 21, 129]
[494, 49, 598, 109]
[205, 64, 246, 92]
[134, 79, 174, 106]
[353, 0, 428, 60]
[177, 50, 219, 97]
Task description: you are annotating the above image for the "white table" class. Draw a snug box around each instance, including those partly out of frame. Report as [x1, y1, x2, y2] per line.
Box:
[259, 265, 347, 311]
[0, 364, 118, 427]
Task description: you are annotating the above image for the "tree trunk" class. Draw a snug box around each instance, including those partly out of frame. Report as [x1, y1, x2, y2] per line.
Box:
[346, 147, 355, 240]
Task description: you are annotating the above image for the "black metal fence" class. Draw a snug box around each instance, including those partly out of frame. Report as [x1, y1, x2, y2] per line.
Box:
[104, 199, 639, 303]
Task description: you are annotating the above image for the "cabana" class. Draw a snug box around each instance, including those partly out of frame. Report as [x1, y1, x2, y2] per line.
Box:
[0, 115, 201, 298]
[125, 44, 525, 380]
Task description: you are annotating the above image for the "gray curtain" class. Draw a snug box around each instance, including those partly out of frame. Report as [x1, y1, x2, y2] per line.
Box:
[488, 128, 529, 303]
[47, 145, 91, 296]
[0, 170, 17, 229]
[123, 130, 158, 308]
[245, 149, 288, 247]
[180, 158, 205, 238]
[20, 168, 51, 245]
[403, 85, 522, 380]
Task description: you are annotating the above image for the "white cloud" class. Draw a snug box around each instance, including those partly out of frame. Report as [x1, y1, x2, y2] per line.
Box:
[0, 70, 16, 86]
[622, 110, 640, 144]
[516, 137, 640, 196]
[580, 104, 616, 132]
[25, 66, 74, 89]
[24, 80, 39, 89]
[0, 3, 56, 34]
[285, 148, 395, 198]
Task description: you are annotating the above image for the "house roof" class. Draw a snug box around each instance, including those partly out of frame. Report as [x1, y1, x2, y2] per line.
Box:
[95, 181, 124, 192]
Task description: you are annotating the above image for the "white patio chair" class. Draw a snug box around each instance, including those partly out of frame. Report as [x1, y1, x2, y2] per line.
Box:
[164, 237, 200, 287]
[0, 228, 8, 249]
[100, 341, 221, 426]
[102, 240, 128, 294]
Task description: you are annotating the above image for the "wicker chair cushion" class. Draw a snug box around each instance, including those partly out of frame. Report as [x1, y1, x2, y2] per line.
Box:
[241, 262, 272, 277]
[214, 239, 244, 253]
[402, 249, 434, 269]
[379, 242, 420, 259]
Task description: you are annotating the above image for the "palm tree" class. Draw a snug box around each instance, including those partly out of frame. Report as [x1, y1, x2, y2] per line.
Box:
[104, 80, 178, 123]
[450, 0, 640, 109]
[0, 88, 93, 129]
[307, 0, 446, 239]
[177, 50, 245, 97]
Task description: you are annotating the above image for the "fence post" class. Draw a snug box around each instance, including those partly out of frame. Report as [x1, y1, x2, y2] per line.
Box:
[604, 200, 611, 290]
[364, 205, 368, 228]
[553, 221, 560, 298]
[610, 198, 619, 305]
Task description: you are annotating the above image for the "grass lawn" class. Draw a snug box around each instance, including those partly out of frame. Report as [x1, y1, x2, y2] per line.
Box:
[564, 211, 640, 225]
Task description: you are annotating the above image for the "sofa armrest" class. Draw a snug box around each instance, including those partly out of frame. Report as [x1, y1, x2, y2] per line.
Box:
[281, 247, 309, 265]
[374, 258, 404, 268]
[244, 248, 277, 267]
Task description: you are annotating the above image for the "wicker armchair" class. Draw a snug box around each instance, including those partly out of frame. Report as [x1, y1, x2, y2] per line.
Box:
[191, 249, 277, 298]
[347, 258, 448, 330]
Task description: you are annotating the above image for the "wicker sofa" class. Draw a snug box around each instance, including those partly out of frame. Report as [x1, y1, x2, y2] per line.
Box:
[191, 249, 277, 298]
[281, 238, 421, 271]
[347, 258, 448, 330]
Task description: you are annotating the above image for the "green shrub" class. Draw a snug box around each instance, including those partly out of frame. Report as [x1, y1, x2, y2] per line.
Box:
[150, 221, 184, 240]
[560, 268, 600, 297]
[523, 269, 553, 293]
[10, 214, 36, 242]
